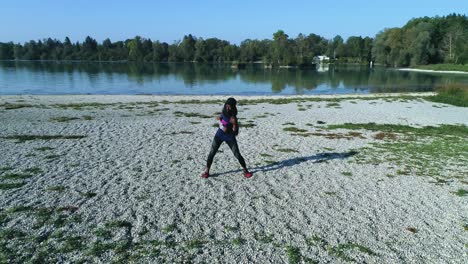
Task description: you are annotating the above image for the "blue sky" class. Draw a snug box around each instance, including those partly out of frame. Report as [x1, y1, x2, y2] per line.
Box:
[2, 0, 466, 44]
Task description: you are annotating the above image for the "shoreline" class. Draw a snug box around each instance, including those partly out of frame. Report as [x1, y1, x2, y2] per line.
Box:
[0, 92, 436, 104]
[397, 68, 468, 74]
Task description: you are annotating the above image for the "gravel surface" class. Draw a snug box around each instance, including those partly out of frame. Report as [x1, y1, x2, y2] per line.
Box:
[0, 94, 467, 263]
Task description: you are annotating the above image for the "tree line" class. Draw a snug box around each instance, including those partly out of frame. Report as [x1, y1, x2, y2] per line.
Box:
[0, 13, 466, 66]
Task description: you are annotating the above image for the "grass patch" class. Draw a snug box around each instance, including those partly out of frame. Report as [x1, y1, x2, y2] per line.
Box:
[285, 245, 301, 264]
[0, 228, 27, 239]
[2, 173, 33, 180]
[94, 228, 113, 239]
[427, 84, 468, 107]
[232, 237, 245, 246]
[185, 239, 205, 250]
[1, 103, 34, 110]
[341, 171, 352, 177]
[260, 153, 274, 158]
[79, 191, 96, 198]
[283, 122, 296, 125]
[327, 123, 468, 137]
[58, 236, 85, 253]
[0, 182, 26, 190]
[82, 115, 93, 120]
[329, 243, 377, 262]
[265, 160, 279, 165]
[283, 127, 307, 133]
[44, 154, 61, 160]
[0, 166, 14, 172]
[406, 227, 417, 233]
[50, 116, 80, 122]
[451, 189, 467, 197]
[53, 102, 112, 109]
[173, 111, 211, 118]
[304, 131, 365, 139]
[275, 148, 298, 153]
[327, 123, 467, 179]
[254, 232, 274, 243]
[24, 167, 42, 174]
[190, 121, 201, 124]
[162, 223, 176, 233]
[170, 131, 194, 135]
[326, 102, 341, 108]
[2, 134, 86, 143]
[373, 132, 397, 140]
[35, 147, 54, 151]
[240, 121, 256, 128]
[224, 225, 238, 232]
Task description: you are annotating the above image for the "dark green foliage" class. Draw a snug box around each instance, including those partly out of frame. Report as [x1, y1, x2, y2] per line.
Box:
[373, 14, 468, 66]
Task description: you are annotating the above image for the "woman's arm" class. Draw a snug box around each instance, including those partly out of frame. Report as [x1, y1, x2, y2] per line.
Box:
[230, 117, 237, 133]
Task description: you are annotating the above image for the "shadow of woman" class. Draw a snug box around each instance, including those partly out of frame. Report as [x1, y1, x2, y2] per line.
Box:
[210, 151, 358, 178]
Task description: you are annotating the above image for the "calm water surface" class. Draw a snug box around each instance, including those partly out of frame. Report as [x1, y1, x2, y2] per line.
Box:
[1, 61, 467, 95]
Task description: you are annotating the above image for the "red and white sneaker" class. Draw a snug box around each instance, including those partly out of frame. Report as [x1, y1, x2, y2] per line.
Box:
[201, 172, 209, 178]
[244, 171, 253, 178]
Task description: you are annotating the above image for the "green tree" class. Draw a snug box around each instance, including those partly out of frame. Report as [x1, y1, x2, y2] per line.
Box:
[153, 41, 169, 61]
[272, 30, 289, 65]
[180, 34, 196, 62]
[127, 36, 143, 61]
[0, 42, 14, 60]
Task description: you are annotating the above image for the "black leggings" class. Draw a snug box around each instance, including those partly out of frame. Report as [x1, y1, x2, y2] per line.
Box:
[207, 136, 246, 169]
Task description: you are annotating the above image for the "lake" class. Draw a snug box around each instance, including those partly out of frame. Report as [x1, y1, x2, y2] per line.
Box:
[1, 61, 467, 95]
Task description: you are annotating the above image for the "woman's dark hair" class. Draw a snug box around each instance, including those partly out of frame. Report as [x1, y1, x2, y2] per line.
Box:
[222, 97, 237, 117]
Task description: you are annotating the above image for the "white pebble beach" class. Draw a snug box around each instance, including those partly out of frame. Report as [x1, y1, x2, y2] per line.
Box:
[0, 94, 467, 263]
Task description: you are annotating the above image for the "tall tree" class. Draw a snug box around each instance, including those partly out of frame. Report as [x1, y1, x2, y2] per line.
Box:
[180, 34, 196, 62]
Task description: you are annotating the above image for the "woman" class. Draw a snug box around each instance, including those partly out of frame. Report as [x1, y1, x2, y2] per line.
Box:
[202, 97, 252, 178]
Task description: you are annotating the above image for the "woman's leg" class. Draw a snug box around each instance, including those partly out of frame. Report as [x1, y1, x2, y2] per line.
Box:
[206, 136, 223, 171]
[226, 138, 247, 169]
